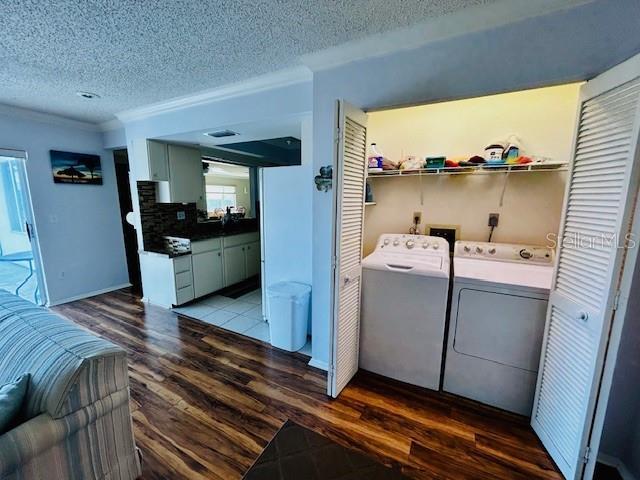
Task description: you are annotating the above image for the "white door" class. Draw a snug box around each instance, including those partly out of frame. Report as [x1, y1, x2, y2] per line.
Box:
[532, 54, 640, 480]
[328, 100, 368, 398]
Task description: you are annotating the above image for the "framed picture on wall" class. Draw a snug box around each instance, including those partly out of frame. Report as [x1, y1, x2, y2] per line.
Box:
[50, 150, 103, 185]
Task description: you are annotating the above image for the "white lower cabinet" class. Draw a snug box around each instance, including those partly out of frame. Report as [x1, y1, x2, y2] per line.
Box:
[140, 232, 260, 308]
[139, 252, 194, 308]
[222, 232, 261, 287]
[193, 249, 224, 297]
[245, 241, 261, 278]
[223, 245, 247, 287]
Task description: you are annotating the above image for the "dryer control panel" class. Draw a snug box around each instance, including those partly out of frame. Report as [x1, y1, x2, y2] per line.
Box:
[376, 234, 449, 255]
[455, 241, 554, 265]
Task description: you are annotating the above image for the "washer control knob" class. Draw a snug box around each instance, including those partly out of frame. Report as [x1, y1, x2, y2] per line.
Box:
[393, 239, 400, 246]
[520, 249, 533, 259]
[432, 243, 439, 250]
[422, 241, 429, 249]
[383, 238, 390, 245]
[406, 239, 415, 249]
[488, 247, 496, 255]
[475, 246, 483, 254]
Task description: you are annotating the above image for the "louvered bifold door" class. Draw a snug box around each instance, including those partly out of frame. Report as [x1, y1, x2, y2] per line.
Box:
[532, 55, 640, 480]
[328, 100, 368, 398]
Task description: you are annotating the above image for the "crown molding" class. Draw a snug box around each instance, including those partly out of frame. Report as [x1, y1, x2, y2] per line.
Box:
[115, 66, 313, 124]
[301, 0, 594, 72]
[0, 103, 100, 132]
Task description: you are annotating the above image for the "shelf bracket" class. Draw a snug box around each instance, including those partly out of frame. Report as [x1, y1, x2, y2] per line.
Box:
[499, 170, 510, 207]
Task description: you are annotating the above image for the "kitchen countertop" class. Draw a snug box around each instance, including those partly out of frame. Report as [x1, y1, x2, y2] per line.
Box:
[142, 220, 259, 257]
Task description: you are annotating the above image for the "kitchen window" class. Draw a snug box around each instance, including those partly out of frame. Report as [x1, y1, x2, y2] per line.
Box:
[206, 185, 237, 211]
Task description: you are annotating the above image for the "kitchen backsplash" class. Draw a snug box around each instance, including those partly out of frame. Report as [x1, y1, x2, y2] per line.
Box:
[137, 181, 198, 251]
[137, 181, 259, 252]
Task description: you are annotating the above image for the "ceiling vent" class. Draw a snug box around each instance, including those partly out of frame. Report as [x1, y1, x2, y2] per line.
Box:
[205, 130, 239, 138]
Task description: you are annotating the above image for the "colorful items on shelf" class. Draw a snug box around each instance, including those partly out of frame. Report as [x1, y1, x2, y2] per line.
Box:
[368, 136, 542, 173]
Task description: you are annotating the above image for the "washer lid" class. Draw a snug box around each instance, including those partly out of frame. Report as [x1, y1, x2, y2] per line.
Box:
[454, 257, 552, 291]
[363, 251, 449, 278]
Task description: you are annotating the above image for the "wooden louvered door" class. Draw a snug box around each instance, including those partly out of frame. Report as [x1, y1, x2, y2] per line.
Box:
[532, 54, 640, 480]
[328, 100, 368, 398]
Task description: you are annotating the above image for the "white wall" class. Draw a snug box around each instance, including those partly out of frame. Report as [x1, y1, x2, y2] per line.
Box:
[363, 84, 578, 255]
[262, 116, 313, 320]
[0, 108, 129, 305]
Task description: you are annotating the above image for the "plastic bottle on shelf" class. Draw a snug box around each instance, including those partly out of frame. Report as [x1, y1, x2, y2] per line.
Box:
[368, 143, 384, 170]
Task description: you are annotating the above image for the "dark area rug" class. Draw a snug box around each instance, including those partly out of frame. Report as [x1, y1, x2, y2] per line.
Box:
[243, 420, 407, 480]
[217, 275, 260, 299]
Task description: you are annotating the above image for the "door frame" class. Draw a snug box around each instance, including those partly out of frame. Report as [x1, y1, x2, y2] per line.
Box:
[0, 148, 48, 305]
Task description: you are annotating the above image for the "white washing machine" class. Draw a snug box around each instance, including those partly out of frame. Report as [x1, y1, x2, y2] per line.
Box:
[360, 234, 450, 390]
[443, 241, 554, 415]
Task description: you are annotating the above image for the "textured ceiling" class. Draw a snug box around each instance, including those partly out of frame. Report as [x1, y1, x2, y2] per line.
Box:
[0, 0, 495, 123]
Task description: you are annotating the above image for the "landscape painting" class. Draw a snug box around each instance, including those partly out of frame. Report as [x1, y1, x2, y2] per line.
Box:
[50, 150, 103, 185]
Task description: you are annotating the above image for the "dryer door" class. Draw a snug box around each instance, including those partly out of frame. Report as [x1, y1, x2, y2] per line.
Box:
[454, 288, 548, 372]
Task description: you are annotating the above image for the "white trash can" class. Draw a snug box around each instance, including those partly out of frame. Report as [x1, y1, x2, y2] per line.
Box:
[267, 282, 311, 352]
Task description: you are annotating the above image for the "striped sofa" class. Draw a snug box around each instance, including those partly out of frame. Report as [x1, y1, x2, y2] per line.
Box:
[0, 290, 141, 480]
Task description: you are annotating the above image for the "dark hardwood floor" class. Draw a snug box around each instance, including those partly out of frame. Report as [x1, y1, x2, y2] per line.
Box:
[53, 288, 561, 480]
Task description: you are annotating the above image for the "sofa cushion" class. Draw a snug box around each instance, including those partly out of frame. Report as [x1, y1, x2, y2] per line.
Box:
[0, 290, 128, 420]
[0, 374, 30, 434]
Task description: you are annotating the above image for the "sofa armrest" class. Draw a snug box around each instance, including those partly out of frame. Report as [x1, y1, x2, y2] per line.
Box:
[0, 388, 130, 476]
[54, 351, 129, 418]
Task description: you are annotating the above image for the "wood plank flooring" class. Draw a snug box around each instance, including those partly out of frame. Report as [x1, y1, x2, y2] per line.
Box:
[53, 288, 562, 480]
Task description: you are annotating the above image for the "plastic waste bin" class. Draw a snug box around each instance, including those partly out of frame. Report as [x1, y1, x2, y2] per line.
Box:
[267, 282, 311, 351]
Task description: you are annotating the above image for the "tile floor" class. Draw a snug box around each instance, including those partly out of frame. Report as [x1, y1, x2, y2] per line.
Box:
[174, 288, 311, 356]
[0, 261, 39, 304]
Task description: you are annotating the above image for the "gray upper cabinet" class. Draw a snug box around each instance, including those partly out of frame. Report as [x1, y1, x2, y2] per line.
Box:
[167, 144, 206, 209]
[147, 140, 169, 181]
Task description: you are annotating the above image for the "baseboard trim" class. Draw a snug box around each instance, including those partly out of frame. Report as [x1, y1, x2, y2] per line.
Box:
[47, 283, 132, 306]
[598, 453, 638, 480]
[308, 358, 328, 372]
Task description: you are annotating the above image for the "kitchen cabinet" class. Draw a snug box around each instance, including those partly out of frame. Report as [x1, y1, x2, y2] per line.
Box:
[223, 244, 247, 287]
[222, 232, 261, 287]
[147, 140, 169, 181]
[245, 241, 261, 278]
[167, 144, 205, 209]
[139, 252, 194, 308]
[192, 238, 224, 297]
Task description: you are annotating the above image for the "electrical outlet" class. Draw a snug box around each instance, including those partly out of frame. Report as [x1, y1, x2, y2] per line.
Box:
[413, 211, 422, 224]
[488, 213, 500, 227]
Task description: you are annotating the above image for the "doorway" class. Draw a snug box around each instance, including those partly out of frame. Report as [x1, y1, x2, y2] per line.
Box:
[0, 149, 45, 304]
[113, 149, 142, 294]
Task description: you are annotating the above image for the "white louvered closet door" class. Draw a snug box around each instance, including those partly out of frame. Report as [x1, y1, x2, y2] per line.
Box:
[328, 100, 368, 398]
[532, 54, 640, 480]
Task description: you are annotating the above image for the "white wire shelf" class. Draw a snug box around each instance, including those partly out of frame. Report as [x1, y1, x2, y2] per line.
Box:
[367, 162, 569, 178]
